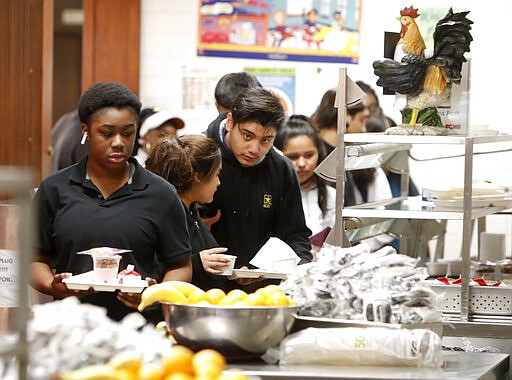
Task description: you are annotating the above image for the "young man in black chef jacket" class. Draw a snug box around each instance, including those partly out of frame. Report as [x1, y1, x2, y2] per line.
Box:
[205, 87, 312, 291]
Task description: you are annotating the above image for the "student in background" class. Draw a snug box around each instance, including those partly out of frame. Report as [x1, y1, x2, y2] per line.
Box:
[205, 87, 312, 290]
[51, 110, 88, 172]
[310, 88, 338, 155]
[355, 81, 419, 198]
[345, 100, 395, 251]
[356, 80, 396, 132]
[32, 82, 191, 323]
[213, 72, 261, 114]
[208, 72, 261, 132]
[310, 88, 370, 206]
[274, 115, 335, 239]
[134, 107, 185, 166]
[146, 135, 233, 291]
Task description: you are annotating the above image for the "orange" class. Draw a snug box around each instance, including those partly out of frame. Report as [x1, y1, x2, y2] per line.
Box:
[205, 288, 226, 304]
[188, 288, 207, 304]
[164, 373, 194, 380]
[162, 345, 194, 376]
[138, 363, 163, 380]
[108, 351, 142, 374]
[192, 349, 226, 377]
[219, 369, 250, 380]
[193, 349, 226, 367]
[226, 289, 248, 301]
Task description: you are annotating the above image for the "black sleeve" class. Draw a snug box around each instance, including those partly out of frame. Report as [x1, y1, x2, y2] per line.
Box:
[272, 157, 313, 264]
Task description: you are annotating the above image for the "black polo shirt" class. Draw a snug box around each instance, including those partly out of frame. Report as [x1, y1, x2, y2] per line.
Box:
[35, 156, 191, 322]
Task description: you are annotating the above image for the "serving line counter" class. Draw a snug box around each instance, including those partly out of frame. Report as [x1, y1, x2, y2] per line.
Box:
[235, 351, 509, 380]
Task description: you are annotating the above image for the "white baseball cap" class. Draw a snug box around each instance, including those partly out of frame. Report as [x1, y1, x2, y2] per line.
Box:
[139, 111, 185, 138]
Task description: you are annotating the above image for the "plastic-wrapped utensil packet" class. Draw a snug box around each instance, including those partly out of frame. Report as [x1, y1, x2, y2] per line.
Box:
[76, 247, 132, 255]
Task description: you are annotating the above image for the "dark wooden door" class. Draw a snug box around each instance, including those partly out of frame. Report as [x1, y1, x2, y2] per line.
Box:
[0, 0, 54, 184]
[82, 0, 140, 94]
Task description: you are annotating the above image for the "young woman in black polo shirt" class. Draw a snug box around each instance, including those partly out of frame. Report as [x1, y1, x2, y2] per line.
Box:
[32, 82, 192, 323]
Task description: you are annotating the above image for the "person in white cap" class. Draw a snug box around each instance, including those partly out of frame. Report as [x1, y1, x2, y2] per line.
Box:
[134, 107, 185, 166]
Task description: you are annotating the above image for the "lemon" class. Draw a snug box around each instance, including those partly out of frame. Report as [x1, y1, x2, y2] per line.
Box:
[187, 288, 207, 304]
[218, 295, 239, 306]
[226, 289, 248, 301]
[205, 288, 226, 304]
[242, 293, 266, 306]
[265, 291, 289, 306]
[262, 284, 283, 295]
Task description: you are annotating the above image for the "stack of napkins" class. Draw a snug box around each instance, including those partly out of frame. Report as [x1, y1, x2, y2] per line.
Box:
[249, 237, 298, 274]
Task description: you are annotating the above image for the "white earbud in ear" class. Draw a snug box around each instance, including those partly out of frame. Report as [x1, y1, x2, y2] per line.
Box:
[80, 131, 88, 145]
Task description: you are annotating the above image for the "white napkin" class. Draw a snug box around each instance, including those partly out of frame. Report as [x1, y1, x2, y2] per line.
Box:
[249, 237, 298, 274]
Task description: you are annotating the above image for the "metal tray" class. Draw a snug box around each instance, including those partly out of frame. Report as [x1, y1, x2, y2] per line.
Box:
[425, 280, 512, 316]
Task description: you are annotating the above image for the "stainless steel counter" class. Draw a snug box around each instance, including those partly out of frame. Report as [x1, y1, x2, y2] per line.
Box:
[443, 315, 512, 338]
[232, 352, 509, 380]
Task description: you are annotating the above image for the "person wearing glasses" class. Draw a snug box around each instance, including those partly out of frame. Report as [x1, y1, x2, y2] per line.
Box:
[204, 87, 312, 291]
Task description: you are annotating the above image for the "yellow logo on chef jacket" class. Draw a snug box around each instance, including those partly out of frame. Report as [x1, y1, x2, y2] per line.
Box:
[263, 194, 272, 208]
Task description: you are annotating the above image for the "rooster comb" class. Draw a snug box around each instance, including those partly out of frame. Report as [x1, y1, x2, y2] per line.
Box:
[400, 6, 420, 18]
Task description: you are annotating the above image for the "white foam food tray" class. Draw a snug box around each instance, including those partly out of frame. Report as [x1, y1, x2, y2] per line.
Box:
[63, 271, 148, 293]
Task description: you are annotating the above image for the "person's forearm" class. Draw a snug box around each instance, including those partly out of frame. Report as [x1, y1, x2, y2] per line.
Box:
[30, 261, 56, 295]
[162, 259, 193, 282]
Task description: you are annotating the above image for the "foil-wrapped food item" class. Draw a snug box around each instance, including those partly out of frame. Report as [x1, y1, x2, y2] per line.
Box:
[280, 244, 440, 324]
[0, 297, 172, 379]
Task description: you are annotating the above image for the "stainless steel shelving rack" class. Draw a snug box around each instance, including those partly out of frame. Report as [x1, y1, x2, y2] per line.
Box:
[338, 132, 512, 321]
[0, 167, 35, 380]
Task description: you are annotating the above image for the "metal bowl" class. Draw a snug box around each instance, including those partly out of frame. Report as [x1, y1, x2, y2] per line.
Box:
[162, 303, 297, 357]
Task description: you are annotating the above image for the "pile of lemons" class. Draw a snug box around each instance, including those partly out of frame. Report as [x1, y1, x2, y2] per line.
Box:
[138, 281, 295, 311]
[59, 346, 247, 380]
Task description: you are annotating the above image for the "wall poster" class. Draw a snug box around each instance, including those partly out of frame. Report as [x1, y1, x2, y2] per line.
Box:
[197, 0, 362, 64]
[244, 67, 296, 114]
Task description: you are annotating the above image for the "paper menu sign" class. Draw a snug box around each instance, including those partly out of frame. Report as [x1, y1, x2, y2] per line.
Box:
[249, 237, 298, 273]
[0, 250, 18, 307]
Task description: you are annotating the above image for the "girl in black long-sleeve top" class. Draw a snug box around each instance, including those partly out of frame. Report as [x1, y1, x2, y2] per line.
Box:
[146, 135, 231, 290]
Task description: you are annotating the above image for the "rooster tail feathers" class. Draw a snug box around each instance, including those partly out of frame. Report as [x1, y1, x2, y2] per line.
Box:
[373, 59, 427, 95]
[432, 9, 473, 82]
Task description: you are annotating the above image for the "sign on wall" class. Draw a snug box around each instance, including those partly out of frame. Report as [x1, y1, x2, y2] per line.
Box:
[245, 67, 296, 114]
[197, 0, 362, 64]
[0, 250, 18, 307]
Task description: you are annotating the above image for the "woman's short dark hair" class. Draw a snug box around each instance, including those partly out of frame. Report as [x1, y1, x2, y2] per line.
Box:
[78, 82, 142, 126]
[146, 134, 221, 194]
[231, 87, 285, 131]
